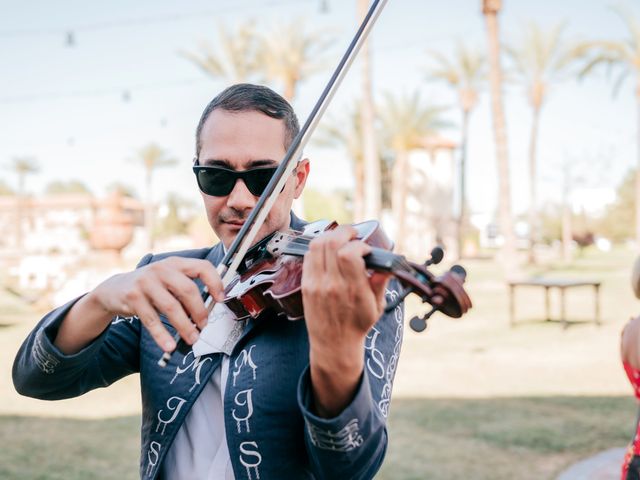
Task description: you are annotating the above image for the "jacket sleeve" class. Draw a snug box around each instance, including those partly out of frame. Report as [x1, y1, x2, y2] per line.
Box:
[296, 279, 405, 480]
[12, 253, 154, 400]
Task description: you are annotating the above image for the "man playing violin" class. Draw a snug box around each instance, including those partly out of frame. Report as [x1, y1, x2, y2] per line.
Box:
[13, 83, 405, 479]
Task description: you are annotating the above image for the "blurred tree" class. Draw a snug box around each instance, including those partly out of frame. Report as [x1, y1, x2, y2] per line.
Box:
[44, 180, 91, 195]
[130, 144, 177, 250]
[303, 188, 352, 225]
[10, 156, 39, 196]
[156, 193, 195, 239]
[598, 169, 634, 242]
[538, 203, 563, 244]
[378, 90, 449, 253]
[506, 21, 578, 264]
[180, 20, 259, 83]
[9, 156, 39, 246]
[482, 0, 517, 273]
[315, 103, 364, 220]
[575, 7, 640, 248]
[0, 180, 14, 196]
[425, 43, 485, 259]
[258, 19, 334, 101]
[357, 0, 381, 222]
[107, 182, 138, 198]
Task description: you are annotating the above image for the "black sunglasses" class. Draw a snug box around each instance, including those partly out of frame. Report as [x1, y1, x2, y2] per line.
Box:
[193, 162, 278, 197]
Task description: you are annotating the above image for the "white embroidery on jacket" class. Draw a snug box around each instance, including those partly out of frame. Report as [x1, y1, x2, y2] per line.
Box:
[169, 351, 213, 392]
[155, 396, 187, 435]
[146, 441, 161, 477]
[232, 344, 257, 387]
[306, 418, 364, 452]
[232, 344, 262, 477]
[378, 287, 403, 418]
[365, 327, 385, 380]
[111, 315, 138, 325]
[232, 388, 254, 433]
[239, 441, 262, 479]
[32, 331, 60, 374]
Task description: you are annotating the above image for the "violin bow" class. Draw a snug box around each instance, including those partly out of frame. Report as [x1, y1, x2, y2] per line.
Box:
[159, 0, 389, 366]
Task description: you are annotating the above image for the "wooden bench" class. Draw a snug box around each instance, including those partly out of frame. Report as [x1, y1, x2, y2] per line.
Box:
[507, 278, 601, 328]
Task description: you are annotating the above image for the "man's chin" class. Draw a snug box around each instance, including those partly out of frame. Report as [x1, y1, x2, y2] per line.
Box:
[217, 223, 242, 247]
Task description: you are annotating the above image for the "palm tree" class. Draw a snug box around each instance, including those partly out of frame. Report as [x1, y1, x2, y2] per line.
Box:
[482, 0, 517, 273]
[180, 20, 259, 83]
[257, 19, 335, 101]
[357, 0, 381, 221]
[45, 180, 91, 195]
[426, 44, 485, 258]
[258, 18, 335, 218]
[505, 21, 576, 263]
[315, 103, 365, 221]
[378, 91, 449, 253]
[0, 180, 14, 196]
[10, 156, 39, 246]
[575, 7, 640, 247]
[131, 144, 177, 250]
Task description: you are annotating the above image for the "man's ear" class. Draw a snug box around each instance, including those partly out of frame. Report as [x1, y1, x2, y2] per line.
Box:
[293, 159, 310, 199]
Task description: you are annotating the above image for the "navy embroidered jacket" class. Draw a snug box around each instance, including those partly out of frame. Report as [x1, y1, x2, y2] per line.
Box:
[12, 215, 405, 479]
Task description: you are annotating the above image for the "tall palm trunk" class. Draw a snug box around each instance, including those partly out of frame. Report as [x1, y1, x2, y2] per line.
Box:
[354, 160, 365, 221]
[636, 81, 640, 247]
[392, 149, 409, 253]
[561, 164, 572, 262]
[458, 108, 470, 259]
[16, 174, 25, 246]
[483, 1, 517, 273]
[358, 0, 381, 222]
[145, 170, 154, 250]
[562, 201, 572, 262]
[528, 103, 541, 264]
[283, 79, 296, 103]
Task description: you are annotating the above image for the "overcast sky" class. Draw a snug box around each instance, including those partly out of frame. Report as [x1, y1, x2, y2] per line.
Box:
[0, 0, 637, 218]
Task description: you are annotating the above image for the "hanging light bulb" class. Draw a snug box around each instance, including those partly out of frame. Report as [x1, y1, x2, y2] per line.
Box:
[319, 0, 329, 13]
[65, 31, 75, 47]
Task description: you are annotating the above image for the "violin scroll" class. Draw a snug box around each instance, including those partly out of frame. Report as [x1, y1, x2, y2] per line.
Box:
[382, 243, 472, 333]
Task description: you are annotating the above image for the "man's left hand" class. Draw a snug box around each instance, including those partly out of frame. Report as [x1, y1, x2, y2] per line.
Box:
[301, 225, 390, 417]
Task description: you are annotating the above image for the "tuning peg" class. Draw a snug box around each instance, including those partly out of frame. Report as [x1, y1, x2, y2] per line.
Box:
[425, 246, 444, 266]
[450, 264, 467, 281]
[409, 315, 428, 332]
[409, 307, 438, 333]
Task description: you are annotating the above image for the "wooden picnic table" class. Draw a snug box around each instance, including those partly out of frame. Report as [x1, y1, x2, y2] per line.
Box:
[507, 278, 601, 328]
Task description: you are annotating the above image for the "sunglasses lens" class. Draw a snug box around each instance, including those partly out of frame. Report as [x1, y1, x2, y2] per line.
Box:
[244, 168, 276, 196]
[194, 166, 278, 197]
[195, 168, 235, 196]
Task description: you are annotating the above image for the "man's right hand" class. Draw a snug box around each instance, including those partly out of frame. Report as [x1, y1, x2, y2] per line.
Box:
[54, 257, 224, 355]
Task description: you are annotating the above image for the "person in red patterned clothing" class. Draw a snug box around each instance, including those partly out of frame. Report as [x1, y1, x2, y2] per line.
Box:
[621, 257, 640, 479]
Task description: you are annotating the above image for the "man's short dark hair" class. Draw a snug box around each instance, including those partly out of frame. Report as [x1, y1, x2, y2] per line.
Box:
[195, 83, 300, 158]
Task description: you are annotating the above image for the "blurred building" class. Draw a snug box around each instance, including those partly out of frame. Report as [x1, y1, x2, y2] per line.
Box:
[0, 192, 144, 293]
[400, 135, 458, 262]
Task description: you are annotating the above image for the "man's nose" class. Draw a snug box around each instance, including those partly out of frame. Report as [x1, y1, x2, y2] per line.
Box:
[226, 178, 256, 210]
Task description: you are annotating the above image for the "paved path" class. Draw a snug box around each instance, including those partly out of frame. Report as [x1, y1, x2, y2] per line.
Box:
[556, 448, 626, 480]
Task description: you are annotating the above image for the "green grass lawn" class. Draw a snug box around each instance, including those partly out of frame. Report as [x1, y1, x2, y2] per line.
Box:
[2, 245, 639, 478]
[0, 396, 633, 480]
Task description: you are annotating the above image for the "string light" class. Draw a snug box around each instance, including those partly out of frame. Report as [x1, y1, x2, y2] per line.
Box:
[0, 0, 313, 39]
[319, 0, 330, 14]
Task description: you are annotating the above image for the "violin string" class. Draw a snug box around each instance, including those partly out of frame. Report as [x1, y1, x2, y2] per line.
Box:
[273, 231, 416, 274]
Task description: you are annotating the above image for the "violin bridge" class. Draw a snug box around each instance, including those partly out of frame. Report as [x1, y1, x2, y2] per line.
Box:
[266, 232, 290, 257]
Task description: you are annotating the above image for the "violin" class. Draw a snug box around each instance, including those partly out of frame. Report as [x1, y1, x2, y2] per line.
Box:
[219, 220, 472, 333]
